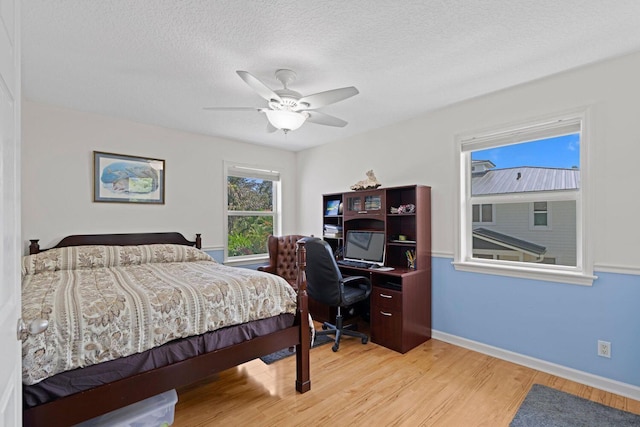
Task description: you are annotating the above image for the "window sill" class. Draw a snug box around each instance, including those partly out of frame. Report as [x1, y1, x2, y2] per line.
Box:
[224, 255, 269, 267]
[452, 260, 597, 286]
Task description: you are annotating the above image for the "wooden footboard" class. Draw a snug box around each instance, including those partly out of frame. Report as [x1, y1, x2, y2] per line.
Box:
[22, 233, 310, 427]
[295, 237, 311, 392]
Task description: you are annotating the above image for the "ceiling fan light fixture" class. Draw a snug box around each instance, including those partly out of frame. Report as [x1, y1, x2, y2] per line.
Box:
[264, 109, 307, 132]
[206, 69, 358, 134]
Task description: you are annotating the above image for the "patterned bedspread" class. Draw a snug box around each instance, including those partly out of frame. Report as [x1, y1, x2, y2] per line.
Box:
[21, 244, 297, 385]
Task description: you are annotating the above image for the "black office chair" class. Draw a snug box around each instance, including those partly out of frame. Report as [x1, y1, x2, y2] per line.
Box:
[303, 237, 372, 352]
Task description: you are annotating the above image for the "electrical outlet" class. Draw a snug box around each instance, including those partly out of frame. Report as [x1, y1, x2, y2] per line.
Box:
[597, 340, 611, 358]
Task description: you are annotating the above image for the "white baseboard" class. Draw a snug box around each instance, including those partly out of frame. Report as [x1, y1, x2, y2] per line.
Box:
[432, 330, 640, 401]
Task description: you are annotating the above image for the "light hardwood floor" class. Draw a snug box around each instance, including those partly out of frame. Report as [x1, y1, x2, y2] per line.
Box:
[174, 326, 640, 426]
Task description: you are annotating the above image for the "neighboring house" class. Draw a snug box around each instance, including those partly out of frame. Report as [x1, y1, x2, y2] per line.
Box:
[471, 161, 580, 266]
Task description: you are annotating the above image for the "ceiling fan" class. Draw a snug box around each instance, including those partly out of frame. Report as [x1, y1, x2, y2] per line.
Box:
[204, 69, 359, 133]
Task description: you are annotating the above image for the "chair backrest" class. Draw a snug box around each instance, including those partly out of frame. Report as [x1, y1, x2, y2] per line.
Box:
[269, 234, 305, 283]
[303, 237, 343, 307]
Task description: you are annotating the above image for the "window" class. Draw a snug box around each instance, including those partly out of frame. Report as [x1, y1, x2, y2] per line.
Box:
[224, 162, 280, 262]
[472, 203, 495, 224]
[530, 201, 551, 230]
[454, 110, 595, 285]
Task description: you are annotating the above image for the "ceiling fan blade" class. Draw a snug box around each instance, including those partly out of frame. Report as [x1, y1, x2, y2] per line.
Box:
[236, 71, 282, 103]
[297, 86, 359, 110]
[305, 110, 348, 127]
[203, 107, 260, 111]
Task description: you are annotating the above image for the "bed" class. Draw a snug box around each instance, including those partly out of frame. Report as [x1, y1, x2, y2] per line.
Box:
[21, 232, 311, 427]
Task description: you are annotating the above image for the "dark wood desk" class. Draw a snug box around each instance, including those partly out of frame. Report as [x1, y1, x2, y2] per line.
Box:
[309, 265, 431, 354]
[317, 185, 432, 353]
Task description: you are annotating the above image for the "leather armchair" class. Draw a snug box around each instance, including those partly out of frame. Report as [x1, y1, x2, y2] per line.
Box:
[258, 235, 306, 289]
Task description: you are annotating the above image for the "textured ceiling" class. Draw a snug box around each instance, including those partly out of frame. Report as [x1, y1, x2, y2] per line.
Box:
[22, 1, 640, 151]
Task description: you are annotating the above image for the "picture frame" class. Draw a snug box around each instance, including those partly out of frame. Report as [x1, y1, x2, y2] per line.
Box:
[325, 200, 340, 216]
[93, 151, 165, 204]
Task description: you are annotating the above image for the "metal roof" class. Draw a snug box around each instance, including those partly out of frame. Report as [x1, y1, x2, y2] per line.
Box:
[472, 167, 579, 196]
[473, 227, 547, 256]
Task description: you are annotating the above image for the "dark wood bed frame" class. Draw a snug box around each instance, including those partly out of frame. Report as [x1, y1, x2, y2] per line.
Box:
[23, 232, 311, 427]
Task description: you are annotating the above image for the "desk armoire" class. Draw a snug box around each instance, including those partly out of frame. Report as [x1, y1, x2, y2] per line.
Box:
[315, 184, 431, 353]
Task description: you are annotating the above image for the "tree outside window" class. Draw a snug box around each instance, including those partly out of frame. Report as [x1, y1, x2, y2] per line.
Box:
[225, 164, 280, 261]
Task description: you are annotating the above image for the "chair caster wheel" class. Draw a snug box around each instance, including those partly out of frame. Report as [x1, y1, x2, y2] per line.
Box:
[362, 337, 368, 344]
[332, 344, 339, 352]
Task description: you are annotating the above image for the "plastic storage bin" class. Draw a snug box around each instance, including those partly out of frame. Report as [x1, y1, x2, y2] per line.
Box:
[75, 389, 178, 427]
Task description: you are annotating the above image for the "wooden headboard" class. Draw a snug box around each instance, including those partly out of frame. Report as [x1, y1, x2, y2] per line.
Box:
[29, 232, 202, 254]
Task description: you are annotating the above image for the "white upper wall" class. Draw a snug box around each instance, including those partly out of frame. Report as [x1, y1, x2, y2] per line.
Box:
[21, 102, 298, 252]
[22, 51, 640, 271]
[297, 51, 640, 271]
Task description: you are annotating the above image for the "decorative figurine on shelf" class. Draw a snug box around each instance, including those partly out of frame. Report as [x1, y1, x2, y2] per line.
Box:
[399, 203, 415, 214]
[350, 170, 382, 191]
[390, 203, 416, 214]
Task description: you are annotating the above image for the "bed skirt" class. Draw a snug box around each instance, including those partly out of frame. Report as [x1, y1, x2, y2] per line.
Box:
[24, 313, 294, 408]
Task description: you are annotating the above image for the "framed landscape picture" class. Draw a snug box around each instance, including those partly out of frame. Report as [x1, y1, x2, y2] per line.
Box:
[93, 151, 165, 204]
[325, 199, 340, 216]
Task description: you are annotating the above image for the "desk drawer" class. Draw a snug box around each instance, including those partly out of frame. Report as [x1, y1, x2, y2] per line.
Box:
[371, 286, 402, 311]
[371, 307, 402, 352]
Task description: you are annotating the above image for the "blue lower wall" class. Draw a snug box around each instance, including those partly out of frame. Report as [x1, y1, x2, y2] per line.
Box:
[204, 250, 264, 270]
[205, 250, 224, 264]
[208, 248, 638, 388]
[433, 256, 640, 387]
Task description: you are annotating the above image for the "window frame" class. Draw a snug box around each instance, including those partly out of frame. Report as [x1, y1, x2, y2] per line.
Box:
[224, 161, 281, 264]
[529, 201, 551, 230]
[453, 108, 596, 286]
[472, 203, 496, 225]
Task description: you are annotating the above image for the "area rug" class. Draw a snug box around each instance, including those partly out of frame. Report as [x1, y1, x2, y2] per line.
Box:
[510, 384, 640, 427]
[260, 334, 334, 365]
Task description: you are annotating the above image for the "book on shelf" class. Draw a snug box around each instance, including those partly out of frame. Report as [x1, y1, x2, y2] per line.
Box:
[364, 200, 381, 210]
[325, 200, 341, 216]
[323, 233, 343, 238]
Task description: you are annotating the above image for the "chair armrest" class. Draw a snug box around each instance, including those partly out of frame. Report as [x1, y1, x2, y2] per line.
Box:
[341, 275, 372, 301]
[342, 275, 371, 290]
[257, 264, 276, 274]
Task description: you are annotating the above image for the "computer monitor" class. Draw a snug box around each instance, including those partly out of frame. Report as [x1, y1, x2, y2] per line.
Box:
[343, 230, 386, 266]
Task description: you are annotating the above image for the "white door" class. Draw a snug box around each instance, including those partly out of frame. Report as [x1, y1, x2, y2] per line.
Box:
[0, 0, 22, 425]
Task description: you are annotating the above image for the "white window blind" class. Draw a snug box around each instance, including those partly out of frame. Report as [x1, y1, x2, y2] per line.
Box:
[227, 165, 280, 181]
[461, 118, 581, 152]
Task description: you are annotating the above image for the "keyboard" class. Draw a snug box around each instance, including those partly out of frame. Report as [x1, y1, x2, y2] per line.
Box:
[337, 259, 376, 269]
